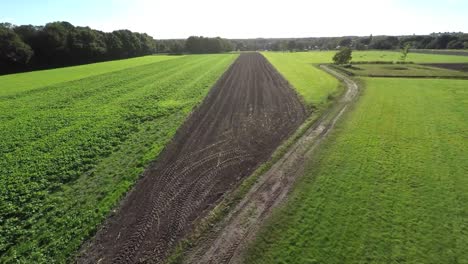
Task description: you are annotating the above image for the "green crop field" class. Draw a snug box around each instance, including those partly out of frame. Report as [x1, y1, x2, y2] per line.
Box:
[0, 55, 180, 97]
[0, 54, 237, 262]
[335, 63, 468, 78]
[245, 77, 468, 263]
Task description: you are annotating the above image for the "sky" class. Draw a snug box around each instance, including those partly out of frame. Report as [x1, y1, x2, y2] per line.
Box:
[1, 0, 467, 39]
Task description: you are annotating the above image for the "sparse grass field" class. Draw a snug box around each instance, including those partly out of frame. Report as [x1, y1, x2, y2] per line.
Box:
[0, 54, 237, 262]
[245, 77, 468, 263]
[0, 55, 180, 97]
[335, 63, 468, 78]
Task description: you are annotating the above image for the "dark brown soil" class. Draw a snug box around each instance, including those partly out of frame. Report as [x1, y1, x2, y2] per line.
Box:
[423, 63, 468, 72]
[184, 65, 359, 264]
[77, 53, 306, 264]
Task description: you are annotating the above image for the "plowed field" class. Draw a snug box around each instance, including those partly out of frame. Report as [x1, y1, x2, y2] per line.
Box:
[79, 53, 307, 263]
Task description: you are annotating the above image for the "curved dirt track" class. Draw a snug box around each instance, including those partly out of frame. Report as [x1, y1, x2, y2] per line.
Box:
[78, 53, 306, 263]
[185, 65, 359, 264]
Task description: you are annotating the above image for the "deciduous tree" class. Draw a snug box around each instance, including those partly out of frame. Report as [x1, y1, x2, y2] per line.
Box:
[333, 47, 352, 65]
[0, 27, 33, 72]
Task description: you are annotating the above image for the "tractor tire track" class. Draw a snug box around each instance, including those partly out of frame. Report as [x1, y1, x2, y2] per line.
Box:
[77, 53, 306, 263]
[185, 65, 359, 264]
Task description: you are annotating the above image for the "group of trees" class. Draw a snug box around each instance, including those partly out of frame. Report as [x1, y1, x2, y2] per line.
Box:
[185, 36, 233, 54]
[155, 39, 185, 54]
[230, 33, 468, 52]
[400, 33, 468, 49]
[2, 20, 467, 74]
[153, 37, 233, 54]
[0, 22, 157, 74]
[0, 20, 237, 74]
[332, 42, 414, 65]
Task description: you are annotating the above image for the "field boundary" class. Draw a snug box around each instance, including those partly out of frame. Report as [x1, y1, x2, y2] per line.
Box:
[77, 53, 307, 263]
[328, 64, 468, 80]
[163, 58, 331, 264]
[164, 107, 322, 264]
[173, 65, 359, 263]
[163, 65, 341, 263]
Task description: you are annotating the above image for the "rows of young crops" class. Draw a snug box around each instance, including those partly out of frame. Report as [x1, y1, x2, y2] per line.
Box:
[0, 54, 237, 262]
[246, 75, 468, 263]
[0, 55, 179, 97]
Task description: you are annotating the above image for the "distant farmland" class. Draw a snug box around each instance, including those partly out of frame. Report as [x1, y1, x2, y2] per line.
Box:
[262, 50, 468, 101]
[2, 50, 468, 263]
[0, 54, 237, 262]
[333, 63, 468, 78]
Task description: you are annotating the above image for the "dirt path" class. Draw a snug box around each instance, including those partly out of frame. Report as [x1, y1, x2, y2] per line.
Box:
[77, 53, 306, 263]
[184, 65, 359, 264]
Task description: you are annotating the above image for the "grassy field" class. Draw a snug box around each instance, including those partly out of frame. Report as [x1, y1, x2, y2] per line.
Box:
[410, 49, 468, 56]
[335, 63, 468, 78]
[0, 55, 180, 97]
[262, 50, 468, 107]
[0, 54, 237, 262]
[352, 50, 468, 63]
[262, 52, 341, 107]
[245, 77, 468, 263]
[264, 50, 468, 65]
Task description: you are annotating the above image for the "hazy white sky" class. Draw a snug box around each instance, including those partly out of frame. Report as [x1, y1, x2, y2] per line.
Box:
[2, 0, 467, 38]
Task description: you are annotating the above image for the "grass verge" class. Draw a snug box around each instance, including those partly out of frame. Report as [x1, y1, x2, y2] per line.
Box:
[245, 77, 468, 263]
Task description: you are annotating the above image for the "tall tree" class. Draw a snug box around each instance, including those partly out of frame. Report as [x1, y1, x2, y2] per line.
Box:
[0, 27, 34, 72]
[68, 27, 107, 63]
[333, 47, 352, 65]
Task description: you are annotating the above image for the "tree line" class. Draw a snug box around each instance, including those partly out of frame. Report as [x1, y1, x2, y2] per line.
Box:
[0, 21, 157, 74]
[185, 36, 233, 53]
[154, 37, 233, 54]
[0, 21, 236, 74]
[2, 20, 467, 75]
[230, 33, 468, 51]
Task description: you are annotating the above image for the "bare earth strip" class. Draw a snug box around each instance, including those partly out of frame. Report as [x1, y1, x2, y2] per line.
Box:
[185, 65, 359, 264]
[77, 53, 306, 263]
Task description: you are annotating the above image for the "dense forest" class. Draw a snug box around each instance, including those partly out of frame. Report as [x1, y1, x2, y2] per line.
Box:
[1, 20, 467, 74]
[0, 21, 234, 74]
[185, 36, 233, 53]
[0, 21, 158, 74]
